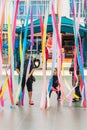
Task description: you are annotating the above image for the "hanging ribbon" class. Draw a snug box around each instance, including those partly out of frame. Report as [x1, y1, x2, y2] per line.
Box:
[40, 1, 49, 109]
[0, 0, 6, 29]
[0, 0, 6, 87]
[7, 77, 14, 105]
[8, 13, 11, 62]
[51, 3, 66, 105]
[15, 1, 31, 104]
[0, 32, 2, 86]
[7, 11, 14, 106]
[20, 5, 35, 105]
[19, 34, 22, 62]
[48, 17, 57, 94]
[0, 87, 4, 107]
[72, 0, 86, 107]
[12, 0, 20, 52]
[40, 15, 44, 36]
[10, 0, 19, 92]
[73, 45, 77, 84]
[7, 10, 12, 93]
[0, 76, 8, 98]
[84, 0, 86, 11]
[30, 7, 34, 46]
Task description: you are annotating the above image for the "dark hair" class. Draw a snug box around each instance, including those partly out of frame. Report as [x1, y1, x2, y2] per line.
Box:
[54, 68, 57, 71]
[26, 50, 29, 54]
[47, 32, 53, 37]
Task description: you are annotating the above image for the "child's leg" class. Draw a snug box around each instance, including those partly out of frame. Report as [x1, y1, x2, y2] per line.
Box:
[56, 91, 59, 99]
[49, 90, 52, 98]
[75, 85, 81, 98]
[56, 91, 61, 100]
[58, 91, 61, 99]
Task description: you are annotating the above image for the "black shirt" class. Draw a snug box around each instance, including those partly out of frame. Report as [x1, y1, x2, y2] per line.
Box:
[52, 75, 59, 88]
[17, 58, 35, 76]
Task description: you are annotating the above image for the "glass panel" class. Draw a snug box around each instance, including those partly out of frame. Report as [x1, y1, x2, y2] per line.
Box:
[69, 0, 87, 17]
[17, 1, 49, 20]
[17, 1, 26, 20]
[2, 36, 8, 58]
[30, 1, 49, 19]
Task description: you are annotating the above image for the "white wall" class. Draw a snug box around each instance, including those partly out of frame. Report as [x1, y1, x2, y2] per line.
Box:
[49, 0, 70, 17]
[60, 0, 84, 26]
[61, 0, 70, 17]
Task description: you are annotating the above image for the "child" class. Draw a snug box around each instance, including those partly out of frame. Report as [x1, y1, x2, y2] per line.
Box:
[49, 68, 61, 100]
[69, 59, 82, 102]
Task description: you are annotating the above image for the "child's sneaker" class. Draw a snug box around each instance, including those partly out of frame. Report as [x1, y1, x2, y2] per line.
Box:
[16, 102, 19, 105]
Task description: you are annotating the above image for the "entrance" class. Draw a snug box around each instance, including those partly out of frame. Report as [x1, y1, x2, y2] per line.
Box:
[62, 34, 74, 60]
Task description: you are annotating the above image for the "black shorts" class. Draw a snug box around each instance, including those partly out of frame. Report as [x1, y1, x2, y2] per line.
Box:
[26, 78, 33, 92]
[22, 76, 33, 92]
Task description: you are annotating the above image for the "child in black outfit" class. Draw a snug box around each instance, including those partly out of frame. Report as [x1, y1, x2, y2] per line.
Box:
[49, 68, 61, 100]
[69, 60, 82, 102]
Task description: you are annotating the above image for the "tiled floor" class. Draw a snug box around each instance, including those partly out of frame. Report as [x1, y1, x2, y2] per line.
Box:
[0, 76, 87, 130]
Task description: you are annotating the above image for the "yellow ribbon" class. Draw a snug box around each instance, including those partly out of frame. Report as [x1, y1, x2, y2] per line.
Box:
[19, 34, 22, 62]
[0, 76, 8, 98]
